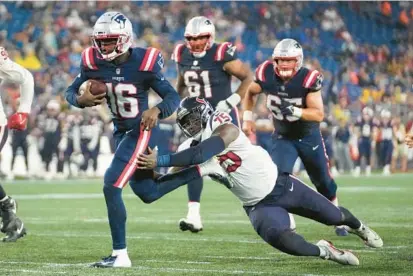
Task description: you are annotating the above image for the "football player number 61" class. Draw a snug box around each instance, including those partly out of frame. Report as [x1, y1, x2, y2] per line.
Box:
[184, 71, 212, 98]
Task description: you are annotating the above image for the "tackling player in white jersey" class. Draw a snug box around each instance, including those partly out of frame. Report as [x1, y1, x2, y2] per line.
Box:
[0, 47, 33, 242]
[137, 97, 383, 266]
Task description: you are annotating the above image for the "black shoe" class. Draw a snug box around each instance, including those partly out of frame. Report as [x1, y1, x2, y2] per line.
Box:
[1, 197, 18, 233]
[3, 218, 26, 242]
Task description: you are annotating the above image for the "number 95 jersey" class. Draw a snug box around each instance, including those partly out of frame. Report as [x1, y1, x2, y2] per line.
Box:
[172, 42, 237, 108]
[255, 61, 323, 139]
[179, 111, 278, 206]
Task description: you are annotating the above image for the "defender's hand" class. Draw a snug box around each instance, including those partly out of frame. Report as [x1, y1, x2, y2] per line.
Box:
[8, 112, 29, 130]
[141, 107, 160, 130]
[242, 120, 256, 136]
[136, 147, 158, 169]
[76, 82, 106, 107]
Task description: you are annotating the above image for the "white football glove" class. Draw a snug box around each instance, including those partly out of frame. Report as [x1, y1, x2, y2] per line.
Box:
[215, 93, 241, 113]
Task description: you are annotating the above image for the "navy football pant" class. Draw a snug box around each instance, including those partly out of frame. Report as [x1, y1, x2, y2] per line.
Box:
[355, 137, 372, 167]
[103, 125, 201, 250]
[186, 108, 240, 203]
[380, 140, 393, 166]
[244, 174, 361, 256]
[271, 129, 337, 201]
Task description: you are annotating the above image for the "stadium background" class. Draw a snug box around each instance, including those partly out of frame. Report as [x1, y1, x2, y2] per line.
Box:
[0, 1, 413, 179]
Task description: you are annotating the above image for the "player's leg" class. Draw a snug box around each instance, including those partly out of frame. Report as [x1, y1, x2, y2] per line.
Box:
[245, 204, 359, 265]
[365, 139, 372, 176]
[382, 140, 393, 175]
[92, 129, 150, 268]
[270, 135, 299, 173]
[275, 174, 383, 248]
[0, 126, 26, 242]
[297, 130, 348, 235]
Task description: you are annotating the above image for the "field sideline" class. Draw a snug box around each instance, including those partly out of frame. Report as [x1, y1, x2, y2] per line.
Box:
[1, 174, 412, 275]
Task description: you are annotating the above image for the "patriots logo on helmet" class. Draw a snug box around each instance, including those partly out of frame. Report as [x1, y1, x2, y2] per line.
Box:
[204, 19, 212, 25]
[113, 14, 127, 29]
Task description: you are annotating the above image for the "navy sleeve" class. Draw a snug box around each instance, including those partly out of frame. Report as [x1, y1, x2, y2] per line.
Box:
[65, 70, 88, 108]
[222, 43, 238, 63]
[149, 72, 180, 119]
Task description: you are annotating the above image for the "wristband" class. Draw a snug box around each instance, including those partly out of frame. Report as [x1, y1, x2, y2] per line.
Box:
[243, 110, 253, 121]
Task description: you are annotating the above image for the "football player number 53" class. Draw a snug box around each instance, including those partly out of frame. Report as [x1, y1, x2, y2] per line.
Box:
[106, 83, 139, 118]
[184, 71, 212, 98]
[267, 94, 302, 122]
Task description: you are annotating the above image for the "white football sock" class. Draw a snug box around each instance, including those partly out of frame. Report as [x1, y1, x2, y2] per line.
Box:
[112, 248, 128, 257]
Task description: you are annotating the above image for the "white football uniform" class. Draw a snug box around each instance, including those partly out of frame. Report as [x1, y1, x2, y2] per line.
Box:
[0, 47, 34, 125]
[178, 111, 278, 206]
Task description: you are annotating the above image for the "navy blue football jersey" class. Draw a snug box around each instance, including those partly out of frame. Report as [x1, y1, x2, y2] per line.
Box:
[172, 42, 237, 108]
[355, 117, 378, 138]
[66, 47, 179, 132]
[255, 61, 323, 139]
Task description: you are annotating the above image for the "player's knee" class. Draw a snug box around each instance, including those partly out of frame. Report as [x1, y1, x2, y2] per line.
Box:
[266, 228, 306, 256]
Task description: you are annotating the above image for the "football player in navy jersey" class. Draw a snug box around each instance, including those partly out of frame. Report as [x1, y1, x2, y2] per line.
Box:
[242, 38, 347, 236]
[65, 12, 180, 268]
[171, 16, 253, 232]
[353, 107, 378, 177]
[378, 109, 394, 175]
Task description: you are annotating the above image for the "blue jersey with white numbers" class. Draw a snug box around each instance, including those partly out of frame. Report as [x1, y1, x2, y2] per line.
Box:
[355, 118, 378, 139]
[65, 47, 180, 132]
[254, 61, 323, 139]
[172, 42, 237, 108]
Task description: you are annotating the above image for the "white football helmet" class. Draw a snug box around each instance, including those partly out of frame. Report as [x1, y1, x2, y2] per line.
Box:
[362, 107, 374, 118]
[184, 16, 215, 58]
[272, 38, 304, 79]
[380, 109, 391, 119]
[92, 12, 133, 61]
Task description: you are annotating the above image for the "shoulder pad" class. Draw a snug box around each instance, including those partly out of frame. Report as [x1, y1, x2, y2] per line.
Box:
[303, 69, 323, 91]
[171, 44, 185, 63]
[214, 42, 237, 62]
[208, 111, 233, 132]
[138, 47, 164, 73]
[254, 60, 272, 82]
[81, 47, 98, 70]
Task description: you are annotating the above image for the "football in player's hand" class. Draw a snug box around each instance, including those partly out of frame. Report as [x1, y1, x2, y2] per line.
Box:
[79, 79, 107, 96]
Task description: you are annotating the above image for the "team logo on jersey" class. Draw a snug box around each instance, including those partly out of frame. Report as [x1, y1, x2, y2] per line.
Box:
[193, 60, 198, 66]
[157, 53, 164, 68]
[116, 68, 121, 75]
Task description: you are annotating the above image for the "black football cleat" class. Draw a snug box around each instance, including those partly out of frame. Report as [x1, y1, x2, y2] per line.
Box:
[2, 217, 26, 242]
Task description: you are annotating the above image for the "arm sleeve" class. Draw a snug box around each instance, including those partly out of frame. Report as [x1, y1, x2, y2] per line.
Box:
[65, 68, 89, 108]
[157, 136, 225, 167]
[149, 72, 180, 119]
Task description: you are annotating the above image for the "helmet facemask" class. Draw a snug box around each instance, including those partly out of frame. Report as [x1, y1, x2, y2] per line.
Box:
[184, 16, 215, 58]
[273, 56, 302, 79]
[177, 98, 214, 138]
[92, 12, 133, 61]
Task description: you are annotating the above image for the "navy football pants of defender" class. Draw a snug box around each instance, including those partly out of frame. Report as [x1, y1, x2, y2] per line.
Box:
[271, 129, 337, 201]
[186, 108, 240, 203]
[103, 125, 200, 250]
[244, 173, 361, 256]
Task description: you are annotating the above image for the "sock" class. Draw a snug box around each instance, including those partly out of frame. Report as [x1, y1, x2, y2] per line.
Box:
[103, 185, 127, 250]
[187, 201, 200, 219]
[0, 185, 7, 201]
[187, 177, 203, 202]
[318, 245, 328, 257]
[112, 248, 128, 257]
[339, 207, 361, 229]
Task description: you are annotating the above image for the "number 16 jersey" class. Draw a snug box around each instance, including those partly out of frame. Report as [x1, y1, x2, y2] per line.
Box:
[172, 42, 237, 108]
[255, 61, 323, 139]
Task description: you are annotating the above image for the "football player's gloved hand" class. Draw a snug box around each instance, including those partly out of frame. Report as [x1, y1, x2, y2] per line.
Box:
[216, 93, 241, 113]
[8, 112, 29, 130]
[279, 99, 302, 118]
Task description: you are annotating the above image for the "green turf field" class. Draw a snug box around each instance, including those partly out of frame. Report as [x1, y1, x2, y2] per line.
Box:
[1, 174, 412, 275]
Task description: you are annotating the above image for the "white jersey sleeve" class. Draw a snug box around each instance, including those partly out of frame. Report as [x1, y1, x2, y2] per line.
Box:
[0, 47, 34, 113]
[202, 111, 278, 206]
